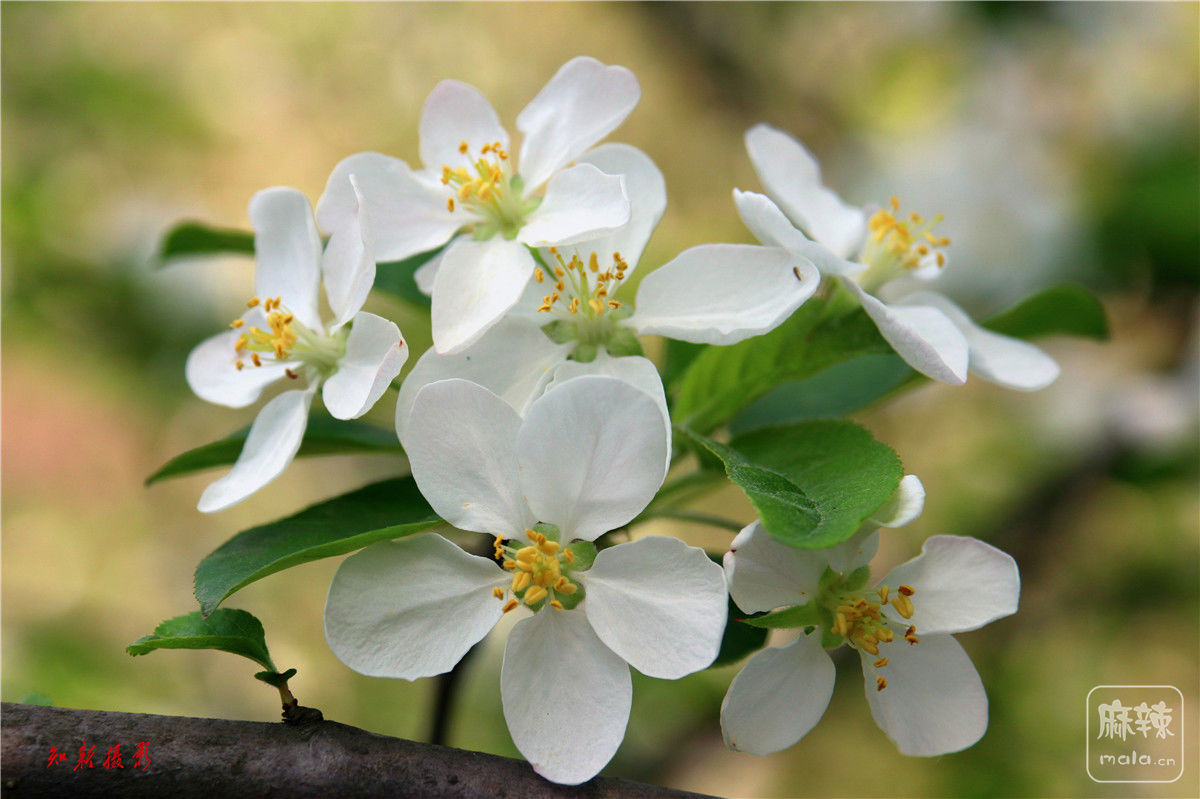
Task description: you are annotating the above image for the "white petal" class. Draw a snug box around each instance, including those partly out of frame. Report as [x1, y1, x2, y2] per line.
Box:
[518, 163, 629, 247]
[866, 474, 925, 529]
[744, 124, 866, 259]
[413, 245, 448, 295]
[395, 317, 570, 442]
[317, 153, 462, 263]
[720, 634, 836, 755]
[321, 311, 408, 420]
[518, 376, 668, 541]
[543, 353, 671, 472]
[844, 279, 969, 385]
[430, 238, 535, 354]
[418, 80, 508, 172]
[501, 607, 631, 785]
[583, 536, 727, 679]
[516, 56, 640, 193]
[897, 292, 1060, 390]
[321, 177, 376, 330]
[574, 143, 666, 270]
[824, 529, 880, 576]
[723, 520, 826, 613]
[405, 378, 532, 537]
[197, 387, 315, 513]
[862, 634, 988, 756]
[630, 244, 818, 344]
[733, 189, 867, 277]
[185, 318, 290, 408]
[324, 535, 505, 680]
[880, 535, 1020, 635]
[249, 187, 322, 330]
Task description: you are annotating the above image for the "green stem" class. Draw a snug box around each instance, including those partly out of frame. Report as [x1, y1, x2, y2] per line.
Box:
[645, 470, 725, 512]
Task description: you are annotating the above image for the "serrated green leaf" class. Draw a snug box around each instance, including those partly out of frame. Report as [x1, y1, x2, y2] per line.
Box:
[676, 427, 820, 542]
[146, 415, 402, 485]
[739, 603, 821, 630]
[984, 283, 1108, 341]
[731, 420, 903, 548]
[194, 477, 441, 616]
[156, 221, 254, 267]
[673, 302, 890, 434]
[372, 247, 444, 308]
[126, 608, 275, 671]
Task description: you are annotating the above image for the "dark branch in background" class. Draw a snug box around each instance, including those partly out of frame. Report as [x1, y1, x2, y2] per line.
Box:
[1, 703, 719, 799]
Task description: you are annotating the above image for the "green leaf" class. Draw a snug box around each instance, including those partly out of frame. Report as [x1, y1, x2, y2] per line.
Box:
[739, 603, 821, 630]
[372, 248, 444, 308]
[677, 427, 820, 541]
[729, 353, 913, 434]
[146, 415, 402, 485]
[194, 477, 441, 616]
[984, 283, 1108, 341]
[673, 301, 890, 434]
[156, 221, 254, 267]
[731, 420, 903, 548]
[126, 608, 275, 671]
[711, 597, 769, 667]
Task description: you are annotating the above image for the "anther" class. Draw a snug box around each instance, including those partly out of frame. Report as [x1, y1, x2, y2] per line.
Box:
[502, 599, 518, 613]
[878, 585, 890, 604]
[458, 141, 468, 155]
[876, 677, 888, 692]
[247, 297, 260, 308]
[534, 268, 544, 283]
[230, 319, 244, 329]
[563, 549, 575, 564]
[447, 198, 455, 212]
[549, 600, 564, 610]
[285, 369, 299, 380]
[874, 657, 889, 668]
[512, 572, 531, 592]
[524, 585, 548, 605]
[235, 361, 245, 371]
[793, 265, 804, 281]
[492, 587, 504, 599]
[898, 585, 914, 596]
[251, 353, 262, 367]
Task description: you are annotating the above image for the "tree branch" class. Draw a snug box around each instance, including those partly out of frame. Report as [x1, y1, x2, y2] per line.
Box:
[0, 703, 718, 799]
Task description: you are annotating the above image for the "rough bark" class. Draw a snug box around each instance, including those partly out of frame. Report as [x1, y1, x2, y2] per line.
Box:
[1, 703, 718, 799]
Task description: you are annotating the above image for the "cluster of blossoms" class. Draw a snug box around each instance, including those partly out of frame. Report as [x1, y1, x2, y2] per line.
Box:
[183, 57, 1049, 784]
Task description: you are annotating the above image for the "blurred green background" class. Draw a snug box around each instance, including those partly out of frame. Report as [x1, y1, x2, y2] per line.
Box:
[3, 3, 1197, 797]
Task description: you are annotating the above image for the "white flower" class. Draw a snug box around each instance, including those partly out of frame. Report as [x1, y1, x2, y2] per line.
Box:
[735, 123, 1060, 390]
[392, 144, 817, 441]
[719, 476, 1021, 757]
[186, 187, 408, 512]
[324, 375, 727, 785]
[318, 56, 647, 355]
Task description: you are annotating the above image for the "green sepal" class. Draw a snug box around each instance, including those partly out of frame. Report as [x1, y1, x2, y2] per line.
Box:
[820, 628, 845, 649]
[817, 566, 842, 593]
[712, 599, 769, 668]
[555, 583, 586, 611]
[531, 522, 561, 543]
[126, 608, 275, 672]
[573, 342, 599, 362]
[604, 326, 644, 358]
[843, 564, 872, 592]
[254, 668, 297, 687]
[739, 603, 821, 630]
[542, 320, 576, 344]
[984, 283, 1108, 341]
[565, 540, 597, 572]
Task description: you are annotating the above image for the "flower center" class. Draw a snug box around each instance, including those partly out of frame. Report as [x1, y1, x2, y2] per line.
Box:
[822, 581, 919, 692]
[531, 247, 642, 362]
[857, 197, 950, 291]
[230, 296, 346, 380]
[441, 141, 539, 240]
[492, 528, 582, 613]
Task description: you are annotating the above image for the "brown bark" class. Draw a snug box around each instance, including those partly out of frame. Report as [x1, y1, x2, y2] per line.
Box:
[1, 703, 718, 799]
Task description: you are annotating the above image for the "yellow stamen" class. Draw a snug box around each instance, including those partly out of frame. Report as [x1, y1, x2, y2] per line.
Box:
[874, 657, 889, 668]
[549, 600, 564, 610]
[492, 587, 504, 599]
[877, 585, 889, 604]
[247, 297, 260, 308]
[876, 676, 888, 692]
[512, 571, 532, 592]
[534, 268, 544, 283]
[447, 197, 455, 213]
[502, 599, 518, 613]
[898, 584, 914, 596]
[524, 585, 548, 605]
